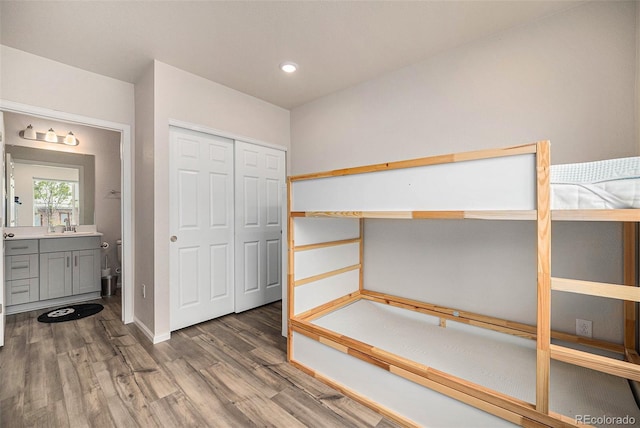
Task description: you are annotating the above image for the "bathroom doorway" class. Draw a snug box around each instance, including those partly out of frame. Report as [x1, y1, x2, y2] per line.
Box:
[0, 101, 133, 325]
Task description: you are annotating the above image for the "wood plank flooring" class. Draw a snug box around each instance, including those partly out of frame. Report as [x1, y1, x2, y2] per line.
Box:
[0, 295, 399, 427]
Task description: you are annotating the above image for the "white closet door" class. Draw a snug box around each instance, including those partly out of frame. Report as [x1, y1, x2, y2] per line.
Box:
[169, 128, 235, 331]
[234, 141, 285, 313]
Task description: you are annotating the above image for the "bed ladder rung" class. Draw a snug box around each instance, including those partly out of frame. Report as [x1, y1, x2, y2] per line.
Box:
[294, 237, 361, 252]
[551, 277, 640, 301]
[550, 344, 640, 382]
[294, 264, 361, 287]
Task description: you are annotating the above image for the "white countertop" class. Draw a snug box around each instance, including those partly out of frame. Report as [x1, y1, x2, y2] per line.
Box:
[4, 226, 103, 240]
[26, 232, 103, 240]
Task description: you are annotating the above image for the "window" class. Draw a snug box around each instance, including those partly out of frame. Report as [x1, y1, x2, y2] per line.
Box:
[33, 178, 79, 227]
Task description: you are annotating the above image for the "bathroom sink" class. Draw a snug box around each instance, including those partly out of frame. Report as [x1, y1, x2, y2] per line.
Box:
[2, 226, 102, 239]
[44, 231, 101, 237]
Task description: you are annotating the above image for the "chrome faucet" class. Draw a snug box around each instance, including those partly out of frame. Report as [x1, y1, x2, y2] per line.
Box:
[64, 218, 75, 232]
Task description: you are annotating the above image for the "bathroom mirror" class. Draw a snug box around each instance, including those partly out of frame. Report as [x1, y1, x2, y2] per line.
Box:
[5, 144, 95, 227]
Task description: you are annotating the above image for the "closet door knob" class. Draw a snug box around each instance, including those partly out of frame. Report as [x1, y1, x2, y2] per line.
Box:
[170, 236, 177, 242]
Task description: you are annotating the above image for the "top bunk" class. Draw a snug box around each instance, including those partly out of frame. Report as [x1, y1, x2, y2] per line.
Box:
[289, 141, 640, 222]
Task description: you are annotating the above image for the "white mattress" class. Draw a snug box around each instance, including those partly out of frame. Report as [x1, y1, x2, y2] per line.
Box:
[312, 300, 640, 427]
[551, 157, 640, 209]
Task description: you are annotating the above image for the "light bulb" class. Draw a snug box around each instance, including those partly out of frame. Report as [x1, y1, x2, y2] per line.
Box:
[63, 131, 77, 146]
[23, 124, 37, 139]
[279, 62, 298, 73]
[45, 128, 58, 143]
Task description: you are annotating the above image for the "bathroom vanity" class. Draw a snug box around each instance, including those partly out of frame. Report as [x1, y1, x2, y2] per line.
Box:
[4, 229, 102, 314]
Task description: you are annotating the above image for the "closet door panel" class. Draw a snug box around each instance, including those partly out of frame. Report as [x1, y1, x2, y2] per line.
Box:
[169, 128, 235, 331]
[266, 239, 280, 288]
[243, 241, 260, 293]
[235, 141, 285, 313]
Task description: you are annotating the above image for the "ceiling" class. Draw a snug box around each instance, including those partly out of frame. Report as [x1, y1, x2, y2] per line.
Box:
[0, 1, 581, 109]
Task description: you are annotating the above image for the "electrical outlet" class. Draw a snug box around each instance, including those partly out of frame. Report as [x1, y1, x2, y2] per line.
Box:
[576, 319, 592, 338]
[142, 284, 146, 299]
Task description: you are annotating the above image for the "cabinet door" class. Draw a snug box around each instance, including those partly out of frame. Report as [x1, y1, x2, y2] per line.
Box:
[40, 251, 72, 300]
[72, 249, 100, 295]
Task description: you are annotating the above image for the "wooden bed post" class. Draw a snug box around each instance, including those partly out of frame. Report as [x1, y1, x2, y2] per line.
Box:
[536, 141, 551, 414]
[359, 219, 365, 292]
[287, 178, 295, 361]
[624, 222, 638, 356]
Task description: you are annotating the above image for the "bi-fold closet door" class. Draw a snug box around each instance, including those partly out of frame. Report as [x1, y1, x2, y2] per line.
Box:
[169, 127, 284, 331]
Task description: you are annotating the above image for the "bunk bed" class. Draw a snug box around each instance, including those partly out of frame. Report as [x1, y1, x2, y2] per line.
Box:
[286, 141, 640, 427]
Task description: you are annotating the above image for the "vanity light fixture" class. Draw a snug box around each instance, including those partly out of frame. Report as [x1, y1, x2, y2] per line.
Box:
[23, 124, 37, 139]
[44, 128, 57, 143]
[19, 125, 80, 146]
[63, 132, 77, 146]
[279, 61, 298, 73]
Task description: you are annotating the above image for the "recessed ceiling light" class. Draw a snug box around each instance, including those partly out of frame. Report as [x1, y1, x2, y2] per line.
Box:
[280, 62, 298, 73]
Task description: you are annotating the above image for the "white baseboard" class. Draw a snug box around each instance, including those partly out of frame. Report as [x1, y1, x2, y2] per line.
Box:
[133, 316, 170, 344]
[153, 331, 171, 344]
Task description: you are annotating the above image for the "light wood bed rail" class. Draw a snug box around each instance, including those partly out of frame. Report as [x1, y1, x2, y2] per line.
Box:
[287, 141, 640, 427]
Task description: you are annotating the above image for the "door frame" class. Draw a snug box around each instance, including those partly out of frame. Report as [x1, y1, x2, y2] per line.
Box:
[168, 119, 288, 336]
[0, 100, 134, 324]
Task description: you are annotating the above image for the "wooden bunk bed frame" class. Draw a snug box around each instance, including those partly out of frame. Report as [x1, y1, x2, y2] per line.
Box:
[287, 141, 640, 427]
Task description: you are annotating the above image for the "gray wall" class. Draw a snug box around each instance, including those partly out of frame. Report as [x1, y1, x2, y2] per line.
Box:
[290, 1, 638, 342]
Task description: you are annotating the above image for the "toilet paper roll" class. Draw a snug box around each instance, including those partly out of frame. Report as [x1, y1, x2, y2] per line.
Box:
[101, 242, 110, 249]
[115, 267, 122, 274]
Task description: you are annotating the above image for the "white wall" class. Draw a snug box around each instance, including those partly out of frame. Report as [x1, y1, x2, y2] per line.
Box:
[134, 63, 155, 332]
[290, 2, 637, 342]
[0, 46, 134, 126]
[137, 61, 290, 339]
[292, 1, 637, 173]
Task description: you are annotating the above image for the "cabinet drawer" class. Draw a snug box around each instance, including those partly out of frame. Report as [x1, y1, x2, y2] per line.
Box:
[6, 278, 39, 306]
[40, 236, 101, 253]
[5, 239, 38, 256]
[5, 254, 39, 280]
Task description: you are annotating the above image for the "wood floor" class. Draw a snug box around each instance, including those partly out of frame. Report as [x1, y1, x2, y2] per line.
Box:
[0, 295, 399, 427]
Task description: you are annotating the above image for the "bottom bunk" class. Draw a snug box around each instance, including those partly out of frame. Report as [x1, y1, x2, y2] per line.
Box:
[290, 296, 640, 427]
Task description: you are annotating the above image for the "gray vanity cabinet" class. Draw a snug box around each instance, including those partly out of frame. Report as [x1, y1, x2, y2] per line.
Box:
[39, 236, 101, 300]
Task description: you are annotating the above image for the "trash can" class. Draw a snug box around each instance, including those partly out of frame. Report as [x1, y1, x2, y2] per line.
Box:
[101, 275, 118, 296]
